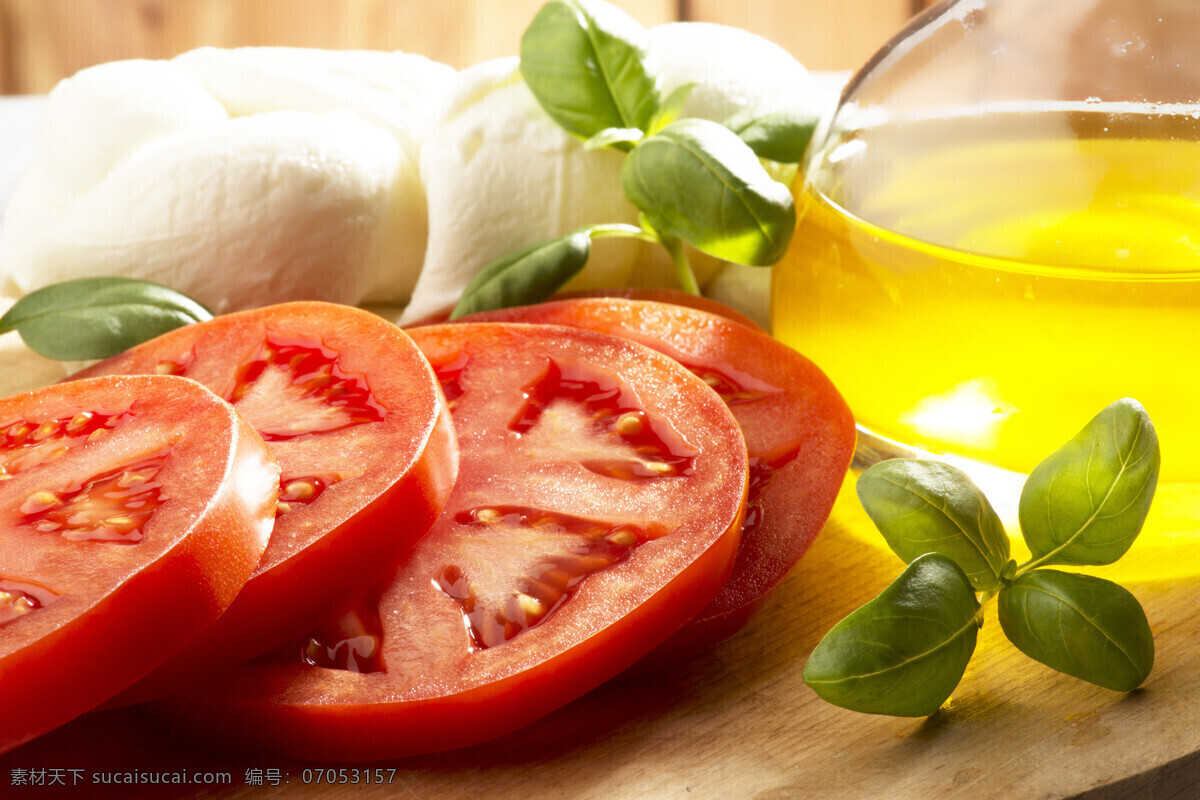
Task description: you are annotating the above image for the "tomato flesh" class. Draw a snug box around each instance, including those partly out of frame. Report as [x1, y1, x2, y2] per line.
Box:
[74, 302, 458, 703]
[154, 322, 747, 761]
[0, 375, 278, 753]
[459, 298, 856, 663]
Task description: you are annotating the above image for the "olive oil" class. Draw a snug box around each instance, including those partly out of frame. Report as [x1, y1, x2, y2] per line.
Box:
[772, 108, 1200, 576]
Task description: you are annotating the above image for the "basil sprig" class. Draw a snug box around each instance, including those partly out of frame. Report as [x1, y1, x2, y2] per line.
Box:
[453, 0, 813, 317]
[805, 399, 1159, 716]
[0, 277, 212, 360]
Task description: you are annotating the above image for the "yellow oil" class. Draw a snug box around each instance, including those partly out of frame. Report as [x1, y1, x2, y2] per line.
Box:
[772, 108, 1200, 580]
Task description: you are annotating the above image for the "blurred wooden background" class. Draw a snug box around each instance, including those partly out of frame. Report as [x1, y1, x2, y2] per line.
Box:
[0, 0, 936, 94]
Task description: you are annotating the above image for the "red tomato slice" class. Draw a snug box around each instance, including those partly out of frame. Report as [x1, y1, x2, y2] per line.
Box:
[460, 298, 855, 664]
[74, 302, 457, 703]
[154, 322, 747, 761]
[0, 375, 277, 753]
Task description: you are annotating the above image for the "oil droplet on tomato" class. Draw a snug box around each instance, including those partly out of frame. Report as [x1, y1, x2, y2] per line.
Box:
[510, 359, 697, 479]
[301, 592, 386, 673]
[274, 474, 335, 517]
[430, 350, 470, 410]
[742, 443, 802, 539]
[0, 578, 58, 625]
[680, 363, 781, 407]
[22, 452, 167, 544]
[438, 506, 653, 651]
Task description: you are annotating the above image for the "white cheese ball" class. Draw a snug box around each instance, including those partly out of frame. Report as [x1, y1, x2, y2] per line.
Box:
[400, 57, 642, 325]
[4, 49, 454, 314]
[649, 22, 816, 128]
[172, 47, 455, 303]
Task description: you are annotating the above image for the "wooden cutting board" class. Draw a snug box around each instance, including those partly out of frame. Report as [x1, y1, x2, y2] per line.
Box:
[4, 472, 1198, 799]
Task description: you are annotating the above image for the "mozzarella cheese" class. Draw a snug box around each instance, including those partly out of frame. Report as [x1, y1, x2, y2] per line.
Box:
[399, 57, 642, 325]
[3, 49, 453, 315]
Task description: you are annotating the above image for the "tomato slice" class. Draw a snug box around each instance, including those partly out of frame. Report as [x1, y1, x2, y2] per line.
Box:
[74, 302, 457, 703]
[459, 298, 855, 664]
[0, 375, 277, 753]
[154, 322, 747, 761]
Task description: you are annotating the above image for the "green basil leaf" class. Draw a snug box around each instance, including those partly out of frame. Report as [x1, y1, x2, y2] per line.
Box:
[621, 118, 796, 266]
[647, 81, 695, 133]
[857, 459, 1010, 591]
[723, 104, 820, 164]
[803, 553, 980, 717]
[0, 277, 211, 360]
[584, 127, 644, 151]
[520, 0, 659, 142]
[998, 569, 1153, 692]
[1019, 399, 1159, 566]
[449, 231, 592, 319]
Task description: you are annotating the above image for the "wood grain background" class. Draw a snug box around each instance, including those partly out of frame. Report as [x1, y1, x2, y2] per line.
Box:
[0, 0, 935, 95]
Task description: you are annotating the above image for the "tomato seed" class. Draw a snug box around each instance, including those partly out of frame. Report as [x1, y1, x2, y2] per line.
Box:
[32, 421, 60, 441]
[614, 413, 643, 435]
[117, 469, 154, 488]
[606, 530, 638, 547]
[66, 412, 93, 431]
[281, 479, 318, 502]
[21, 491, 61, 514]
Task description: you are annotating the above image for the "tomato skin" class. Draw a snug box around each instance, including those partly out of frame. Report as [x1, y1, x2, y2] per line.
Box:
[553, 288, 765, 331]
[74, 302, 457, 703]
[0, 375, 277, 753]
[459, 298, 856, 665]
[155, 322, 747, 761]
[403, 287, 763, 331]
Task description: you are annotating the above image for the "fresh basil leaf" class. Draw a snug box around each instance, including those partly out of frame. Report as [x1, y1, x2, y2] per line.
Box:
[1019, 399, 1159, 566]
[520, 0, 659, 142]
[803, 553, 980, 717]
[857, 459, 1010, 591]
[621, 118, 796, 266]
[0, 277, 211, 360]
[998, 569, 1153, 692]
[449, 231, 592, 319]
[584, 127, 644, 151]
[723, 104, 820, 164]
[647, 82, 695, 133]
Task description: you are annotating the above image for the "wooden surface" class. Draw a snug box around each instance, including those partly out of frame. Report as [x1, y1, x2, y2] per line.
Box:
[0, 0, 935, 94]
[3, 472, 1197, 798]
